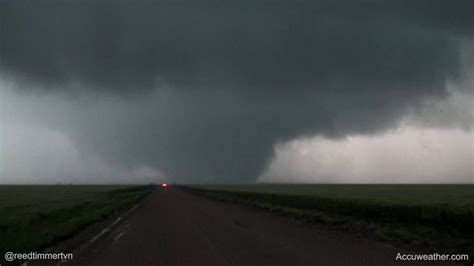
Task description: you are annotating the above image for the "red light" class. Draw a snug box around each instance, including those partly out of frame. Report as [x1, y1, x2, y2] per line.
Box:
[161, 183, 168, 187]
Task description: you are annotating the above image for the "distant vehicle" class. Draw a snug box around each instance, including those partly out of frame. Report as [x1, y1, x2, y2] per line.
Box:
[161, 183, 168, 188]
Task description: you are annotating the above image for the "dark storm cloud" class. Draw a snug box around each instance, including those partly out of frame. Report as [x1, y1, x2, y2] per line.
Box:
[1, 0, 472, 182]
[1, 0, 471, 92]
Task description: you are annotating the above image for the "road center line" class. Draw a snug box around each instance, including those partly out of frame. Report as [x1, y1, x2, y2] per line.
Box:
[89, 217, 122, 243]
[114, 231, 126, 242]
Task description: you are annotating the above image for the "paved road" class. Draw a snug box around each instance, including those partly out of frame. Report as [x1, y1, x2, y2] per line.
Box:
[66, 188, 457, 266]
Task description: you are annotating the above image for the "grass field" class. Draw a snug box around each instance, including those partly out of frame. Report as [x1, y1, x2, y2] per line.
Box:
[0, 185, 153, 256]
[186, 184, 474, 255]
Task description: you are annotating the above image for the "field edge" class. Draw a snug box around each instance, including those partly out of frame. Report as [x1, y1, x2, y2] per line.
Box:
[181, 185, 474, 261]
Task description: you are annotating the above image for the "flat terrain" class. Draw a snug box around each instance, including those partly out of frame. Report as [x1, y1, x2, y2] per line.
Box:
[0, 185, 152, 258]
[195, 184, 474, 208]
[189, 184, 474, 257]
[1, 185, 471, 266]
[61, 187, 465, 266]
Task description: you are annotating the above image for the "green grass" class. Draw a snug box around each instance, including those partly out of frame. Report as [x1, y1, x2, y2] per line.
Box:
[196, 184, 474, 208]
[0, 185, 153, 256]
[185, 184, 474, 256]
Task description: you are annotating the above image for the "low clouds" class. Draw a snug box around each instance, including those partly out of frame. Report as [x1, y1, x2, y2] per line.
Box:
[260, 123, 473, 184]
[260, 85, 473, 184]
[1, 122, 164, 184]
[260, 126, 473, 184]
[1, 0, 473, 183]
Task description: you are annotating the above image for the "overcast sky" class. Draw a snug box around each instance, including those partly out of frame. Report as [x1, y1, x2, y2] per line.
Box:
[0, 0, 473, 184]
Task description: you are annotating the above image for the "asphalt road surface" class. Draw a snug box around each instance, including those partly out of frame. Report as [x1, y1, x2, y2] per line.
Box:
[65, 187, 458, 266]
